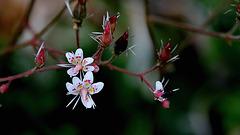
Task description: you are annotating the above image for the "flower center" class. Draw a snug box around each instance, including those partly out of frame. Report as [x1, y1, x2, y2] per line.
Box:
[80, 87, 88, 98]
[73, 63, 83, 73]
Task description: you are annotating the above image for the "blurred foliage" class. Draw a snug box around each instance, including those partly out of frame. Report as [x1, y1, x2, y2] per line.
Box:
[1, 0, 240, 135]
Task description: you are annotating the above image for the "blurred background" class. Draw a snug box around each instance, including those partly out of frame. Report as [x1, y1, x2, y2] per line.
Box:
[1, 0, 240, 134]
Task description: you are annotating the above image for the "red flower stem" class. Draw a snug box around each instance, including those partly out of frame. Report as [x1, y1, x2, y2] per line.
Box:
[76, 29, 80, 48]
[140, 75, 155, 92]
[105, 64, 139, 76]
[148, 15, 240, 41]
[105, 64, 158, 76]
[0, 66, 64, 82]
[92, 47, 104, 62]
[101, 55, 116, 65]
[104, 64, 158, 92]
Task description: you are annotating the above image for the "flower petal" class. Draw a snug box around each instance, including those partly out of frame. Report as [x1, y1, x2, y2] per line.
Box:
[83, 71, 93, 87]
[66, 82, 78, 95]
[155, 81, 163, 92]
[66, 52, 77, 65]
[83, 66, 95, 72]
[82, 57, 94, 66]
[75, 48, 83, 63]
[81, 94, 95, 108]
[89, 82, 104, 94]
[72, 77, 80, 87]
[67, 68, 79, 77]
[72, 77, 83, 90]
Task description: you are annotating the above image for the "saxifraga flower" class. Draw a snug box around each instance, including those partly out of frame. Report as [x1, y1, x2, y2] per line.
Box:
[66, 71, 104, 109]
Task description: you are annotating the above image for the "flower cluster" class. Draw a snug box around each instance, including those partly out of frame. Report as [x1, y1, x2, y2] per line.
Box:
[89, 11, 120, 48]
[62, 1, 179, 109]
[59, 48, 103, 109]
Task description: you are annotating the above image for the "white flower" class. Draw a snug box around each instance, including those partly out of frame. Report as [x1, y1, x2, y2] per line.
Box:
[66, 71, 104, 109]
[153, 78, 179, 102]
[58, 48, 95, 77]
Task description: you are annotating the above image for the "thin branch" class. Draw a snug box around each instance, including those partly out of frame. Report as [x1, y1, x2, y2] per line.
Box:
[140, 75, 155, 92]
[104, 64, 159, 76]
[101, 55, 116, 65]
[148, 15, 240, 41]
[104, 64, 158, 92]
[0, 66, 64, 82]
[0, 41, 30, 55]
[76, 29, 80, 48]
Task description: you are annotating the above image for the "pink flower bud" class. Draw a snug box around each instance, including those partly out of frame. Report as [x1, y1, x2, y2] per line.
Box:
[35, 42, 46, 68]
[159, 39, 171, 63]
[93, 65, 99, 72]
[100, 24, 112, 48]
[0, 84, 9, 93]
[0, 80, 11, 93]
[161, 100, 170, 108]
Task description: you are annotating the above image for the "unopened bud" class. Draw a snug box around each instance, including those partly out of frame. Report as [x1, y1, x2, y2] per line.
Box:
[161, 100, 170, 108]
[114, 28, 129, 55]
[100, 24, 112, 48]
[0, 80, 11, 93]
[0, 84, 8, 93]
[159, 38, 171, 63]
[109, 12, 120, 34]
[93, 65, 99, 72]
[72, 0, 87, 29]
[103, 12, 120, 34]
[35, 42, 46, 68]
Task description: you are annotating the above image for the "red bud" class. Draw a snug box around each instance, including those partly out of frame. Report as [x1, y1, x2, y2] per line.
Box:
[0, 84, 8, 93]
[159, 39, 171, 63]
[161, 100, 170, 108]
[0, 80, 11, 93]
[114, 28, 129, 55]
[100, 24, 112, 48]
[35, 42, 46, 68]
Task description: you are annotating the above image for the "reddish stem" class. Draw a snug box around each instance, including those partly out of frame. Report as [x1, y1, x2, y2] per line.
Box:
[140, 75, 155, 92]
[92, 47, 104, 62]
[76, 29, 80, 48]
[104, 64, 159, 91]
[0, 66, 64, 82]
[105, 64, 158, 76]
